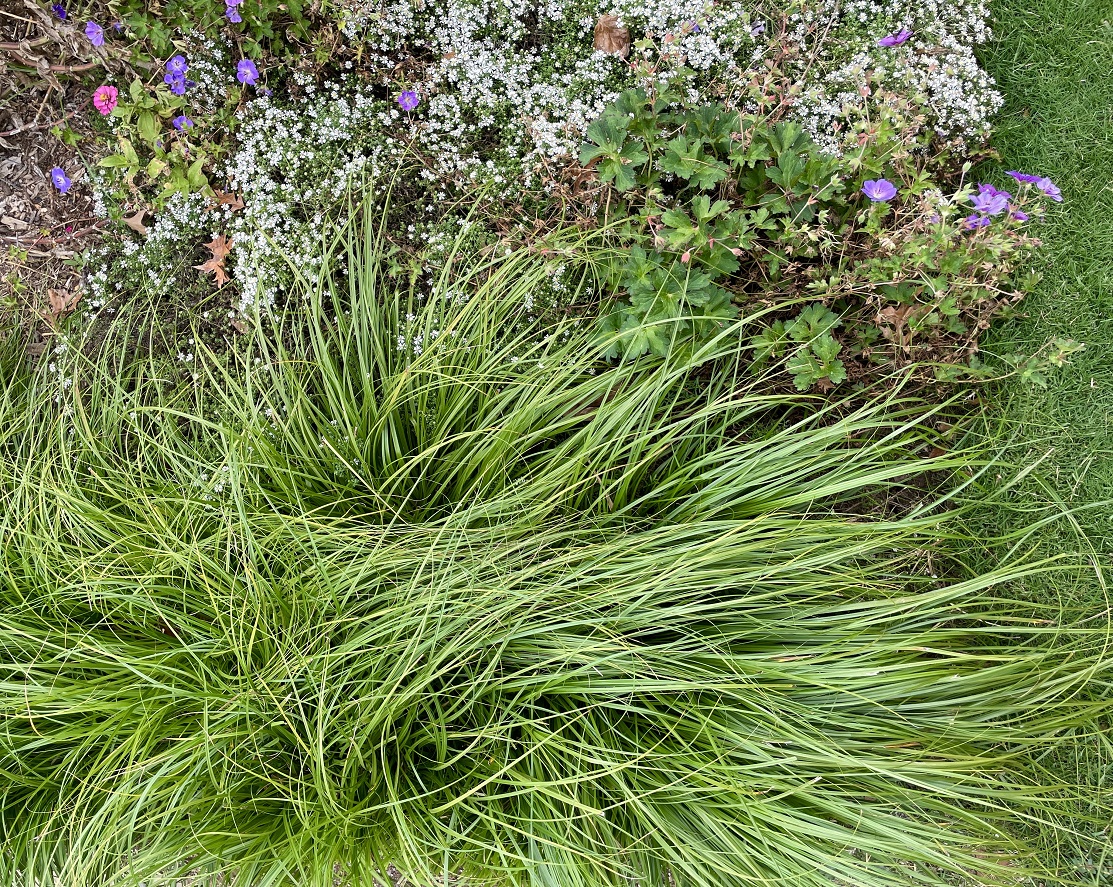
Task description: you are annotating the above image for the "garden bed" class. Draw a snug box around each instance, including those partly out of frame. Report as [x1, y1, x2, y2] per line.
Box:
[0, 0, 1109, 885]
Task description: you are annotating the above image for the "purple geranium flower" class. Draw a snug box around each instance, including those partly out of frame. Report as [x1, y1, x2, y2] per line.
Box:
[113, 21, 123, 31]
[84, 20, 104, 46]
[963, 214, 992, 229]
[750, 21, 765, 37]
[50, 167, 71, 194]
[1036, 177, 1062, 202]
[166, 55, 188, 76]
[879, 27, 913, 47]
[51, 3, 66, 19]
[226, 7, 242, 21]
[397, 90, 419, 111]
[236, 59, 259, 85]
[172, 115, 194, 131]
[1010, 209, 1029, 222]
[164, 72, 194, 95]
[970, 183, 1011, 216]
[861, 178, 898, 202]
[1006, 170, 1041, 184]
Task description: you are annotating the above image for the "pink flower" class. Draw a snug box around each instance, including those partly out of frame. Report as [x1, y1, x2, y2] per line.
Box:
[92, 84, 118, 115]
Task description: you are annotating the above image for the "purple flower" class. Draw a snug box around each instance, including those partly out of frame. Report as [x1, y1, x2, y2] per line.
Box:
[397, 90, 419, 111]
[970, 184, 1011, 216]
[51, 3, 66, 19]
[172, 115, 194, 131]
[84, 20, 104, 46]
[1036, 177, 1062, 202]
[236, 59, 259, 85]
[226, 7, 242, 21]
[164, 72, 193, 95]
[225, 0, 243, 6]
[50, 167, 71, 194]
[166, 55, 188, 76]
[1006, 171, 1041, 184]
[1010, 209, 1029, 222]
[963, 214, 991, 229]
[113, 21, 123, 31]
[750, 21, 765, 37]
[878, 27, 913, 47]
[861, 178, 898, 202]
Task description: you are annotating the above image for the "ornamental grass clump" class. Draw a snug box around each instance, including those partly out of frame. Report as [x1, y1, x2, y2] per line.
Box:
[1, 205, 1110, 887]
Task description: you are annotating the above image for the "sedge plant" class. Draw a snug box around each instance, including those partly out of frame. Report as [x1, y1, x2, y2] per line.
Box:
[0, 195, 1110, 887]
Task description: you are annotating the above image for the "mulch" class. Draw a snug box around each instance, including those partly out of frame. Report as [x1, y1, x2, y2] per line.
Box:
[0, 0, 116, 346]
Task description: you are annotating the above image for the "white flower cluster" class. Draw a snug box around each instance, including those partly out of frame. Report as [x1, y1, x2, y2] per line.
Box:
[782, 0, 1002, 152]
[178, 32, 236, 115]
[222, 85, 409, 313]
[83, 190, 216, 311]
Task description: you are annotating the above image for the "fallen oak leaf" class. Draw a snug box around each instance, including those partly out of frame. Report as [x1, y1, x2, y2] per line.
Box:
[194, 234, 234, 287]
[210, 189, 245, 211]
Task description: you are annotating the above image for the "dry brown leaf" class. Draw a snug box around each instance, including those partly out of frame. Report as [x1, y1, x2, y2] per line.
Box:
[124, 208, 148, 235]
[45, 287, 81, 321]
[194, 234, 234, 287]
[593, 15, 630, 58]
[211, 189, 245, 211]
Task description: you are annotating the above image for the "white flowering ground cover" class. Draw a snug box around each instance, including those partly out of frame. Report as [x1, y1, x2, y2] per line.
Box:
[80, 0, 1004, 320]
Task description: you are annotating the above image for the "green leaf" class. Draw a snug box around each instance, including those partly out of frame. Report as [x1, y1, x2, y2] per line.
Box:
[750, 321, 789, 368]
[786, 305, 841, 342]
[584, 115, 629, 152]
[138, 111, 160, 145]
[609, 161, 638, 193]
[97, 155, 133, 169]
[145, 158, 167, 180]
[186, 157, 207, 189]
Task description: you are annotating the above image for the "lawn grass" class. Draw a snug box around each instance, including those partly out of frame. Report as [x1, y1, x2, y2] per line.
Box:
[979, 0, 1113, 548]
[972, 0, 1113, 878]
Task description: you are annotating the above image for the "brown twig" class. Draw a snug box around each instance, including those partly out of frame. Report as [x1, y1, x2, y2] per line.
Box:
[1, 221, 109, 246]
[2, 46, 101, 74]
[0, 36, 52, 50]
